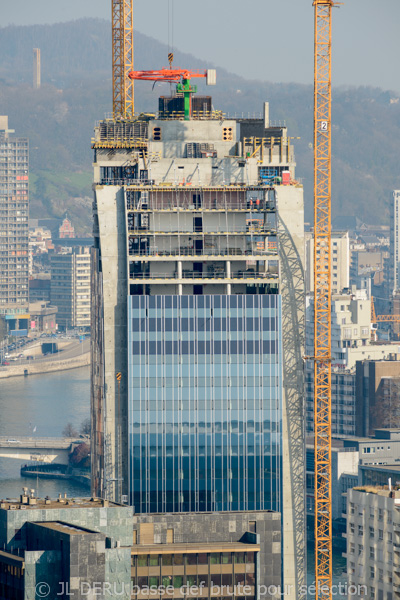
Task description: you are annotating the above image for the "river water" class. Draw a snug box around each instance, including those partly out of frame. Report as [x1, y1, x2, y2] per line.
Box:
[0, 366, 90, 499]
[0, 367, 346, 596]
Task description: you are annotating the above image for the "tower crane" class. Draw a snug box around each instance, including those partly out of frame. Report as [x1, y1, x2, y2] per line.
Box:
[112, 0, 134, 119]
[313, 1, 339, 598]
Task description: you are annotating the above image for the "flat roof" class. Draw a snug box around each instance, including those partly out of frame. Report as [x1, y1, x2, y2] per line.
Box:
[33, 521, 100, 536]
[131, 542, 260, 555]
[359, 464, 400, 472]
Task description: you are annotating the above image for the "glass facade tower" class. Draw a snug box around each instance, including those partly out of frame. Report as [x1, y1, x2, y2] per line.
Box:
[92, 95, 305, 592]
[128, 294, 282, 514]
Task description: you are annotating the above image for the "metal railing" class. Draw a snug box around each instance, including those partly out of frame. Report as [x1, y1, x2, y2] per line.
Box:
[128, 226, 276, 235]
[128, 248, 278, 258]
[129, 271, 279, 280]
[99, 178, 155, 186]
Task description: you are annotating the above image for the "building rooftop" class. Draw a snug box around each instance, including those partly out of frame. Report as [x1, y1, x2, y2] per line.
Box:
[359, 464, 400, 472]
[352, 485, 400, 498]
[0, 496, 123, 511]
[33, 521, 100, 535]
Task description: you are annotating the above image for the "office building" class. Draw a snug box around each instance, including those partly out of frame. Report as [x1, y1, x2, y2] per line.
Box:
[0, 116, 29, 333]
[91, 91, 305, 593]
[132, 511, 280, 600]
[50, 246, 91, 330]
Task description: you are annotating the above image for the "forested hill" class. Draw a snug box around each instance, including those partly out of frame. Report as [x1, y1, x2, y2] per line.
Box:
[0, 19, 399, 235]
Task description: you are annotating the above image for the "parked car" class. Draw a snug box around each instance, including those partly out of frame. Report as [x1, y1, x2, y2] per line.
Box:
[2, 361, 10, 366]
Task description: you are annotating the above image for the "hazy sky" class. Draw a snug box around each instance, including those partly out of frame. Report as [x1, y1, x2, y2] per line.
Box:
[3, 0, 400, 92]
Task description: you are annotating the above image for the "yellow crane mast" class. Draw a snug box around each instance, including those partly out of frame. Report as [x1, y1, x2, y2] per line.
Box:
[112, 0, 134, 119]
[313, 1, 337, 598]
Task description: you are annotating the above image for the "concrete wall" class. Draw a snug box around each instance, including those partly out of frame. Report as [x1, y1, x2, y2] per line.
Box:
[0, 353, 89, 379]
[92, 185, 128, 501]
[276, 185, 306, 599]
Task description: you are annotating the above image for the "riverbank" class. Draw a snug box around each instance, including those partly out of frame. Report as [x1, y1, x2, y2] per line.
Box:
[0, 352, 90, 379]
[20, 464, 90, 488]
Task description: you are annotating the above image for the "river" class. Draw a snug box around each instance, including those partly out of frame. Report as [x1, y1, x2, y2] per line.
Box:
[0, 366, 346, 597]
[0, 366, 90, 499]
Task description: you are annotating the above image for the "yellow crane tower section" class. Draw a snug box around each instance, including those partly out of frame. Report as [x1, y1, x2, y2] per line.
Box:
[112, 0, 134, 119]
[313, 1, 339, 598]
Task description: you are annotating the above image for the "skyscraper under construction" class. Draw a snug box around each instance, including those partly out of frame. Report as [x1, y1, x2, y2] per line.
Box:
[91, 80, 305, 595]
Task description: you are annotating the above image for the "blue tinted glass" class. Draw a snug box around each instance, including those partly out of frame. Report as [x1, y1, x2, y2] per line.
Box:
[128, 294, 282, 514]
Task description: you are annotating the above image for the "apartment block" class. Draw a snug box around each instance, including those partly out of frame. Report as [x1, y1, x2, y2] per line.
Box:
[345, 486, 400, 600]
[305, 230, 349, 294]
[50, 246, 91, 330]
[0, 116, 29, 332]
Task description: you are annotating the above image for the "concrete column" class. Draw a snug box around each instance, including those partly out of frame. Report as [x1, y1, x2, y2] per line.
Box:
[226, 261, 231, 294]
[177, 261, 183, 278]
[178, 284, 183, 295]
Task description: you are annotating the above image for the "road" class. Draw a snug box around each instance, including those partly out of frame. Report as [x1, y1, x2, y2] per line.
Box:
[2, 339, 90, 366]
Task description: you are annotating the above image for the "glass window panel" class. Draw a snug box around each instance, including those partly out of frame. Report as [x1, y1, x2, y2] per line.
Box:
[210, 553, 220, 564]
[173, 576, 183, 589]
[234, 553, 245, 564]
[138, 555, 147, 567]
[198, 553, 208, 565]
[186, 575, 197, 586]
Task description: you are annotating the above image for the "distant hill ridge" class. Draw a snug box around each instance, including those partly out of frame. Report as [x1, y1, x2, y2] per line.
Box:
[0, 18, 399, 233]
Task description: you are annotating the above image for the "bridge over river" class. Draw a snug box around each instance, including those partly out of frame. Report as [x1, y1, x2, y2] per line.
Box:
[0, 437, 88, 465]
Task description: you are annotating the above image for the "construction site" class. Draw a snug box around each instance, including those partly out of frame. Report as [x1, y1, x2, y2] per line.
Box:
[90, 2, 336, 600]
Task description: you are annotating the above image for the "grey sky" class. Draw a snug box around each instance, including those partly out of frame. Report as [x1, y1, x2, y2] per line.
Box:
[3, 0, 400, 92]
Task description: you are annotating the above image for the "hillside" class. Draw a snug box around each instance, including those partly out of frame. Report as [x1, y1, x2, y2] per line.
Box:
[0, 19, 399, 234]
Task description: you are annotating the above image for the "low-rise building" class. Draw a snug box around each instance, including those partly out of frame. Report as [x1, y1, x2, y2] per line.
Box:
[0, 494, 281, 600]
[0, 494, 132, 600]
[29, 302, 57, 333]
